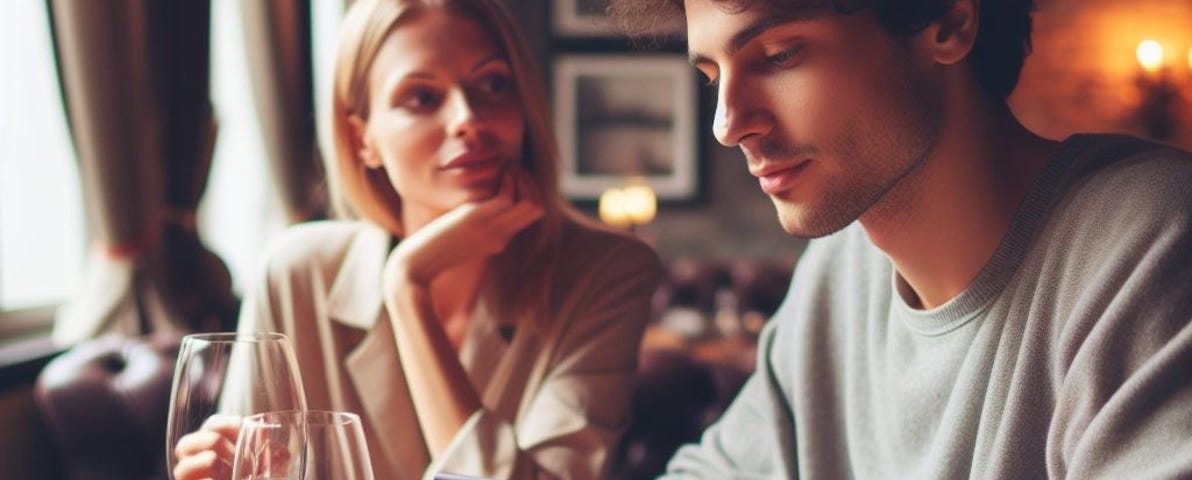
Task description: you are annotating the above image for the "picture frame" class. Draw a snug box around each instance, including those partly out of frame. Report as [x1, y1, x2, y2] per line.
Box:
[551, 0, 612, 37]
[551, 0, 682, 38]
[552, 54, 699, 202]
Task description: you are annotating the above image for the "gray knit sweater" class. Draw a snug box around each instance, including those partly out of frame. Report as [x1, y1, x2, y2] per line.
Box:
[664, 134, 1192, 479]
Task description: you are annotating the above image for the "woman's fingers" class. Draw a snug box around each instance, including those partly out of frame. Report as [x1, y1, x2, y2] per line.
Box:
[490, 200, 544, 237]
[514, 168, 542, 206]
[174, 431, 237, 475]
[175, 430, 223, 457]
[173, 448, 232, 480]
[386, 165, 544, 281]
[172, 414, 241, 480]
[480, 168, 542, 240]
[467, 170, 534, 221]
[496, 164, 517, 201]
[202, 414, 243, 439]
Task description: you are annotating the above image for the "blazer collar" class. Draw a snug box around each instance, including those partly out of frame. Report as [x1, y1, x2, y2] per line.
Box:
[326, 221, 391, 330]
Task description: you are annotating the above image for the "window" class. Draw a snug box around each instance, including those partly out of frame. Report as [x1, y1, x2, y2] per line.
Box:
[0, 0, 85, 312]
[199, 0, 283, 295]
[0, 0, 344, 323]
[198, 0, 343, 294]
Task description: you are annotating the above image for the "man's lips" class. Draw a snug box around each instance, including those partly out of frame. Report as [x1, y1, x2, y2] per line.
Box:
[751, 159, 811, 195]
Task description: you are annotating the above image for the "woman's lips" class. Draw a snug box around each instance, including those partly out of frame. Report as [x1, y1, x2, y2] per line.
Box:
[756, 160, 810, 195]
[442, 152, 502, 170]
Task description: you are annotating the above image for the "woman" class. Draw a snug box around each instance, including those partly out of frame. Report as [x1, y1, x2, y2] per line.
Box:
[172, 0, 660, 478]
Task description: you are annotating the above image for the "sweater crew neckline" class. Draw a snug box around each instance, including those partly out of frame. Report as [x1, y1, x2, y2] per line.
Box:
[892, 135, 1093, 335]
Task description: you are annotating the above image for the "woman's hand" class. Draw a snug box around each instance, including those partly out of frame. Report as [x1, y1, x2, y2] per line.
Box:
[377, 167, 537, 455]
[172, 414, 241, 480]
[386, 167, 544, 286]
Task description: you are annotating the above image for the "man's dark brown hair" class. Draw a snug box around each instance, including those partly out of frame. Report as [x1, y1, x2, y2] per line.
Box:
[607, 0, 1034, 100]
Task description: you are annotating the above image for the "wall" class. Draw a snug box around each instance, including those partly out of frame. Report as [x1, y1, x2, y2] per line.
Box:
[1011, 0, 1192, 150]
[506, 1, 805, 265]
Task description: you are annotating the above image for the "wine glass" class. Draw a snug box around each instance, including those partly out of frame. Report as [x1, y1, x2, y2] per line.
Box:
[232, 410, 374, 480]
[166, 332, 308, 479]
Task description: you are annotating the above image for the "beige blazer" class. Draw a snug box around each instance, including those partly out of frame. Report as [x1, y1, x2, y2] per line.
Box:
[237, 219, 660, 479]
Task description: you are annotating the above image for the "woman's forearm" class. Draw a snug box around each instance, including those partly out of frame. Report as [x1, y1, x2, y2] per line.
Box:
[383, 272, 483, 458]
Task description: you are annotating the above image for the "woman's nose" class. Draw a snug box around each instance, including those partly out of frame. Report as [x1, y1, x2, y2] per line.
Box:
[713, 73, 771, 147]
[447, 89, 482, 140]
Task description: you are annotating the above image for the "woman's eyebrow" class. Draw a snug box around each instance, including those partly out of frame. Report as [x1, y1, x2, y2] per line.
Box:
[471, 55, 506, 72]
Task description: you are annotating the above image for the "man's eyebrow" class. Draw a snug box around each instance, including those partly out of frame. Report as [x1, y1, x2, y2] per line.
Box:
[687, 11, 821, 66]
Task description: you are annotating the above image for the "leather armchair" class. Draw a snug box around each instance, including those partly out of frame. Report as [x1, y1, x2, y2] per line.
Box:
[34, 333, 181, 480]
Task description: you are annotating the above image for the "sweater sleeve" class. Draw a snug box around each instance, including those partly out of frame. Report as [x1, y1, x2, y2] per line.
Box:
[425, 239, 662, 480]
[1048, 199, 1192, 479]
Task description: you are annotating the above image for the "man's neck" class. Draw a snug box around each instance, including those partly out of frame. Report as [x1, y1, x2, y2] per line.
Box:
[861, 92, 1059, 310]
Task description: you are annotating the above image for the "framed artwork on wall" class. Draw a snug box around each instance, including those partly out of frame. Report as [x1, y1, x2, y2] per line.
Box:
[552, 0, 612, 37]
[551, 0, 682, 38]
[553, 54, 699, 202]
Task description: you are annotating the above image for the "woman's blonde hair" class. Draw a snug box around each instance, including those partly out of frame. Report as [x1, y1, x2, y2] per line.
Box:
[329, 0, 579, 326]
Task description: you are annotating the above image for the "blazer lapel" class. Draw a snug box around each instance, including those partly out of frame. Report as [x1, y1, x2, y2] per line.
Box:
[326, 221, 389, 330]
[328, 222, 429, 478]
[345, 315, 428, 480]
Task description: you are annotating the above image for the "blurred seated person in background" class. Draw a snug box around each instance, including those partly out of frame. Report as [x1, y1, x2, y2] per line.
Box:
[173, 0, 660, 478]
[611, 0, 1192, 478]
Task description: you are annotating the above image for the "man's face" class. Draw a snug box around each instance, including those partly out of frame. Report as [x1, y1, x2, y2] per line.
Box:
[685, 0, 943, 237]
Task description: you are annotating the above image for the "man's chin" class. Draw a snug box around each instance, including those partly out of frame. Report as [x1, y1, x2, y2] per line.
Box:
[773, 200, 852, 239]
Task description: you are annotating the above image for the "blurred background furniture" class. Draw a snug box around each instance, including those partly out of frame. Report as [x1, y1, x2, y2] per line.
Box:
[34, 333, 180, 480]
[610, 257, 793, 479]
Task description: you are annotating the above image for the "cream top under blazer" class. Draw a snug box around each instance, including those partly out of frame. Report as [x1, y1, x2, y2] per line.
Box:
[236, 219, 661, 479]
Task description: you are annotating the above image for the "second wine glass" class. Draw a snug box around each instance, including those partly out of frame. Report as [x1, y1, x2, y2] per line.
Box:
[233, 410, 374, 480]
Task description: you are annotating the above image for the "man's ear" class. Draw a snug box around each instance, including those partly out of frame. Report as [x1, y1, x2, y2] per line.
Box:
[923, 0, 978, 66]
[347, 114, 382, 169]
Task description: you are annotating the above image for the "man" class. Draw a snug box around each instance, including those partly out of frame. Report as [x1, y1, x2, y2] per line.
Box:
[609, 0, 1192, 478]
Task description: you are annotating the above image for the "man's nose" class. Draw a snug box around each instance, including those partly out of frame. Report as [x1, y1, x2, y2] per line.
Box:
[713, 73, 771, 147]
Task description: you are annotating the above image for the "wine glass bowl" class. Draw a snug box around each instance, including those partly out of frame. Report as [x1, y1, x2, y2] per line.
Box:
[166, 332, 307, 480]
[233, 410, 374, 480]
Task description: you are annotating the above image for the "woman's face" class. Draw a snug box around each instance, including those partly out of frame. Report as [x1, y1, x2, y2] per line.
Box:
[357, 8, 525, 230]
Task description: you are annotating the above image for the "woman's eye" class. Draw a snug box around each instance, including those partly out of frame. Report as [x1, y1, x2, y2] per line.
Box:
[397, 88, 442, 111]
[476, 73, 512, 99]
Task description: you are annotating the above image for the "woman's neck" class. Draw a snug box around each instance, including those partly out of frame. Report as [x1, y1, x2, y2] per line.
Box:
[429, 259, 486, 318]
[428, 259, 487, 348]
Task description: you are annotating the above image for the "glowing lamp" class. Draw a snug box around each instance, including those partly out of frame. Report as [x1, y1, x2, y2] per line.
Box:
[598, 188, 630, 228]
[621, 178, 657, 226]
[1136, 40, 1164, 74]
[598, 178, 657, 232]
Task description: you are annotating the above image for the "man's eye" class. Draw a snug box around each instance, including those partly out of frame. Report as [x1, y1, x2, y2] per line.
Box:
[763, 45, 803, 68]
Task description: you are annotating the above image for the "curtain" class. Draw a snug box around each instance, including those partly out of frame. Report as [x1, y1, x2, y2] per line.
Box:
[48, 0, 237, 344]
[242, 0, 328, 224]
